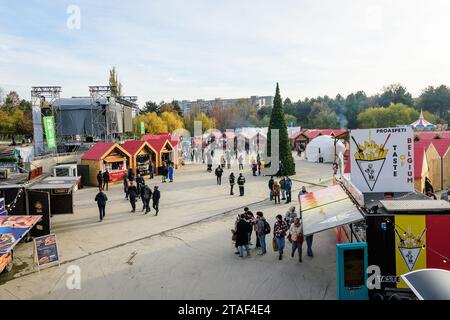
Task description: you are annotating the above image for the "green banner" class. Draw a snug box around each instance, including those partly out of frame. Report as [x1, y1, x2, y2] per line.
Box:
[140, 121, 145, 135]
[43, 116, 56, 149]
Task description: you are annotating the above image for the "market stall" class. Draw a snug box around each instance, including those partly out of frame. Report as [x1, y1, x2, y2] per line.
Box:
[80, 142, 131, 186]
[28, 176, 81, 215]
[122, 140, 157, 177]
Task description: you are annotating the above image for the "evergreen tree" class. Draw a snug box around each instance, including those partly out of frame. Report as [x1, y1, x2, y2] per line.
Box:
[267, 83, 295, 176]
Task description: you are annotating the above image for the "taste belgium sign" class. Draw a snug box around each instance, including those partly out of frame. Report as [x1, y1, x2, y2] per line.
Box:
[350, 127, 414, 193]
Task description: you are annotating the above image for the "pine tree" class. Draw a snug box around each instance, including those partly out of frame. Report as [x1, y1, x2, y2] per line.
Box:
[267, 83, 295, 176]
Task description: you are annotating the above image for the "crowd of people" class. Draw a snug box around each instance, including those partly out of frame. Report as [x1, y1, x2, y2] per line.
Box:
[94, 161, 169, 222]
[231, 199, 314, 262]
[268, 176, 293, 204]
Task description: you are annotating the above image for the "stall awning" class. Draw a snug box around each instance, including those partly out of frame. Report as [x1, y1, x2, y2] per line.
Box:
[0, 216, 42, 254]
[300, 185, 364, 236]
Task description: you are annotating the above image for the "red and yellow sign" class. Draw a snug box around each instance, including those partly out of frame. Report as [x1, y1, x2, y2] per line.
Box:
[394, 215, 450, 288]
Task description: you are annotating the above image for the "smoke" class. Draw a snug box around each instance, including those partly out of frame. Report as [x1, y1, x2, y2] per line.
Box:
[338, 113, 348, 129]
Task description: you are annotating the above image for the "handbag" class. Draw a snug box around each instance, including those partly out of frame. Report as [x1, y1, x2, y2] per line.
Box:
[272, 238, 278, 252]
[298, 233, 304, 244]
[231, 229, 237, 241]
[287, 233, 292, 243]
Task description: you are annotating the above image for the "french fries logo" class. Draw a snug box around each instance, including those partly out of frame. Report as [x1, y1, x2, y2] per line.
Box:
[395, 226, 426, 272]
[352, 131, 391, 191]
[352, 131, 390, 161]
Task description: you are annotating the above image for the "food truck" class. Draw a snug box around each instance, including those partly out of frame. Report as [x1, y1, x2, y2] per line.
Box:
[300, 126, 450, 300]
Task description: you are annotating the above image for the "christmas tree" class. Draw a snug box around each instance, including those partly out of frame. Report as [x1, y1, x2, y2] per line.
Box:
[267, 83, 295, 176]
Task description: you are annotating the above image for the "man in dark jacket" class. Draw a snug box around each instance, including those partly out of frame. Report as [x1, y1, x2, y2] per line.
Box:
[96, 171, 103, 191]
[268, 176, 274, 200]
[229, 172, 235, 195]
[128, 181, 138, 212]
[237, 173, 246, 196]
[161, 163, 167, 183]
[152, 186, 161, 215]
[102, 170, 110, 191]
[149, 161, 154, 179]
[215, 165, 224, 185]
[94, 189, 108, 221]
[142, 184, 152, 213]
[235, 214, 252, 257]
[285, 176, 293, 204]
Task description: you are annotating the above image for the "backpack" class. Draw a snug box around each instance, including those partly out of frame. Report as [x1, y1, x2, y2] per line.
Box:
[263, 220, 271, 234]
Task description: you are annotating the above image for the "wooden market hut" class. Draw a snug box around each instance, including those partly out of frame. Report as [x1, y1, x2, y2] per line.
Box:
[424, 142, 442, 191]
[431, 139, 450, 190]
[122, 140, 158, 177]
[145, 137, 176, 174]
[414, 144, 429, 193]
[80, 142, 131, 186]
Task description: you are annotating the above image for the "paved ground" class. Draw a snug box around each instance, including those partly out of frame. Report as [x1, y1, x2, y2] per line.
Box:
[0, 155, 337, 299]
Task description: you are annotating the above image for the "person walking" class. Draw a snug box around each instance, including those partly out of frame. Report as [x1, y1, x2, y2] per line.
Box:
[221, 155, 226, 169]
[215, 165, 223, 185]
[139, 180, 147, 211]
[168, 163, 174, 183]
[284, 206, 297, 229]
[268, 176, 275, 201]
[238, 154, 244, 170]
[237, 173, 246, 196]
[96, 171, 103, 191]
[128, 168, 135, 182]
[257, 153, 261, 176]
[273, 214, 288, 260]
[229, 172, 235, 195]
[136, 174, 145, 197]
[255, 211, 269, 255]
[235, 214, 252, 258]
[94, 189, 108, 222]
[161, 163, 167, 183]
[148, 161, 154, 179]
[251, 161, 257, 176]
[244, 208, 255, 246]
[273, 181, 281, 204]
[123, 172, 129, 199]
[280, 176, 286, 200]
[290, 218, 304, 262]
[102, 170, 110, 191]
[226, 151, 232, 169]
[128, 181, 138, 213]
[285, 176, 293, 204]
[152, 186, 160, 215]
[142, 184, 152, 213]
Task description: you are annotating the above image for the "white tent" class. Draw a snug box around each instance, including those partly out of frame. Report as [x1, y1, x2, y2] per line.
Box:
[305, 135, 345, 163]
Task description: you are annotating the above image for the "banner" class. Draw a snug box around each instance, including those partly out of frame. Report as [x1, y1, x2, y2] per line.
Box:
[34, 234, 59, 267]
[43, 116, 56, 149]
[350, 127, 414, 193]
[140, 121, 145, 135]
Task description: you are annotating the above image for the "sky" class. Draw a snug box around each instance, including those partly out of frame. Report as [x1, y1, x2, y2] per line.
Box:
[1, 0, 450, 107]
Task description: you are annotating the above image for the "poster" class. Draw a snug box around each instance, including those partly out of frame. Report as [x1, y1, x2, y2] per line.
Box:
[300, 185, 348, 211]
[350, 127, 414, 193]
[34, 234, 59, 267]
[43, 116, 56, 149]
[0, 216, 41, 254]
